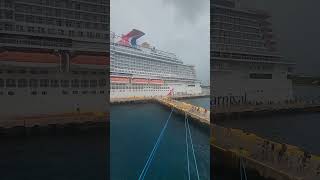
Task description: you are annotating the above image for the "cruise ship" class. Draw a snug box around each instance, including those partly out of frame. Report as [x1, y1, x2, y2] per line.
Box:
[211, 0, 295, 106]
[110, 29, 202, 99]
[0, 0, 109, 118]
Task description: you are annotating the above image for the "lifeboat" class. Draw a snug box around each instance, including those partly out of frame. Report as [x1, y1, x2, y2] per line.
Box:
[70, 54, 109, 70]
[131, 78, 149, 84]
[0, 51, 59, 67]
[149, 79, 164, 85]
[110, 76, 129, 84]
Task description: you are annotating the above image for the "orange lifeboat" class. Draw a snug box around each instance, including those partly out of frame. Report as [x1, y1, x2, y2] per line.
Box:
[131, 78, 149, 84]
[70, 54, 109, 70]
[110, 76, 129, 84]
[149, 79, 164, 85]
[0, 51, 59, 67]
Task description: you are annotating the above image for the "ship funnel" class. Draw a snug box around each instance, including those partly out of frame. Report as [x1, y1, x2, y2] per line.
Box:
[118, 29, 145, 47]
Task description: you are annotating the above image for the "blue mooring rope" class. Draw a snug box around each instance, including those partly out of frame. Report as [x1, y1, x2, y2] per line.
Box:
[240, 159, 243, 180]
[185, 115, 191, 180]
[240, 158, 248, 180]
[186, 116, 200, 180]
[138, 109, 173, 180]
[242, 158, 248, 180]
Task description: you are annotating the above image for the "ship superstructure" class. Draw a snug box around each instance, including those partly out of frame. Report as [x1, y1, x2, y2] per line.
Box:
[0, 0, 109, 117]
[110, 29, 201, 98]
[211, 0, 294, 105]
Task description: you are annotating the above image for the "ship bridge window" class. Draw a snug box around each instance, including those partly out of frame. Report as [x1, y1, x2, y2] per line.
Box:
[61, 80, 69, 88]
[40, 79, 49, 87]
[71, 79, 80, 88]
[30, 79, 38, 88]
[81, 80, 89, 88]
[99, 79, 106, 87]
[6, 79, 16, 87]
[18, 79, 28, 88]
[50, 80, 59, 88]
[90, 80, 97, 88]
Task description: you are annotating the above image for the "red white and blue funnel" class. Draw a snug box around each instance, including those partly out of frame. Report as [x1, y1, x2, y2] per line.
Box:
[118, 29, 145, 47]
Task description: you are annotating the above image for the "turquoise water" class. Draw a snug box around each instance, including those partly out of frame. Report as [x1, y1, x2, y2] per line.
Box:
[111, 103, 210, 179]
[182, 97, 210, 110]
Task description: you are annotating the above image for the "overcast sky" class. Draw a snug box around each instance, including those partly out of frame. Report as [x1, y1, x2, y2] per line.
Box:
[111, 0, 210, 85]
[242, 0, 320, 76]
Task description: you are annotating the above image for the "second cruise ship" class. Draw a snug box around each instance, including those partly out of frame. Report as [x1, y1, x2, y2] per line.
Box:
[212, 0, 295, 105]
[110, 29, 202, 99]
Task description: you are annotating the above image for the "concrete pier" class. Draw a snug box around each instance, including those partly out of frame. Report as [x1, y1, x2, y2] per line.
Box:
[155, 97, 210, 125]
[212, 124, 320, 180]
[0, 112, 107, 136]
[213, 103, 320, 117]
[110, 94, 209, 104]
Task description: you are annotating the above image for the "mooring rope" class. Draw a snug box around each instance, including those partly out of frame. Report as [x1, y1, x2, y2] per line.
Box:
[186, 116, 200, 180]
[242, 158, 248, 180]
[138, 109, 173, 180]
[240, 158, 248, 180]
[240, 159, 243, 180]
[185, 115, 191, 180]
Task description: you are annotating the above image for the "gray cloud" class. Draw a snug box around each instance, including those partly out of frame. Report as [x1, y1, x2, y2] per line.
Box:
[162, 0, 208, 23]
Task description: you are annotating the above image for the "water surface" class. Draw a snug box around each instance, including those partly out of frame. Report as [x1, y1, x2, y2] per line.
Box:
[111, 103, 210, 179]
